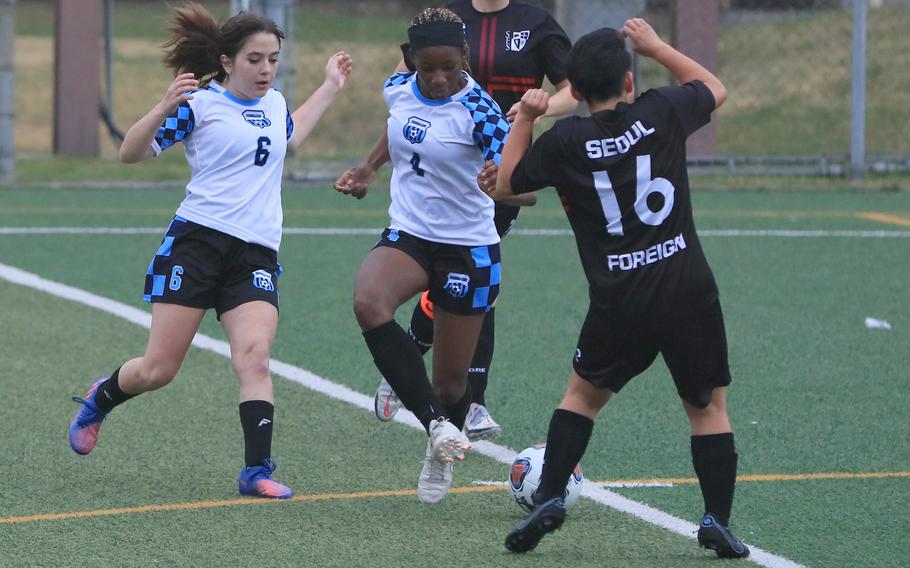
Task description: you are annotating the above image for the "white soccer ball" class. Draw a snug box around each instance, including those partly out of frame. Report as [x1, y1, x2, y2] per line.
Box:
[509, 443, 584, 512]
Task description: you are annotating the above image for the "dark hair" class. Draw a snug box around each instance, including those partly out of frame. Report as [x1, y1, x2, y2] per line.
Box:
[566, 28, 631, 103]
[408, 8, 471, 74]
[162, 2, 285, 85]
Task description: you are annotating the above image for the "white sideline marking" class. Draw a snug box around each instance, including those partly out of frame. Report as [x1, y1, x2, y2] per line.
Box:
[0, 261, 804, 568]
[0, 226, 909, 239]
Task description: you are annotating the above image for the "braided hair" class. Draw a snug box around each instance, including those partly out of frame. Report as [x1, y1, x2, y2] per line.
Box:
[408, 8, 471, 74]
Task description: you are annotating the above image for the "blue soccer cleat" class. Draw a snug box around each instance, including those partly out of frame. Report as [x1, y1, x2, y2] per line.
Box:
[69, 377, 110, 455]
[697, 513, 750, 558]
[238, 458, 293, 499]
[505, 496, 567, 553]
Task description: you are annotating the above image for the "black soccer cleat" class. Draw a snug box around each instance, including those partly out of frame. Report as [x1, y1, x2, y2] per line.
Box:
[697, 514, 751, 558]
[505, 497, 567, 553]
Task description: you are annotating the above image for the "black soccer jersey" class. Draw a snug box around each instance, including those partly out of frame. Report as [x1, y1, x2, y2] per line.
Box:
[446, 0, 571, 114]
[511, 81, 719, 323]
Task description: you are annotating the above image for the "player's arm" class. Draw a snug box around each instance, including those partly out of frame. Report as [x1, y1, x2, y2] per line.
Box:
[623, 18, 726, 109]
[120, 72, 198, 163]
[333, 58, 410, 199]
[491, 89, 549, 199]
[288, 51, 353, 152]
[541, 79, 578, 118]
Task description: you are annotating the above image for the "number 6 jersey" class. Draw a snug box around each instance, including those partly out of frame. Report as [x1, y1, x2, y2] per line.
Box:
[510, 81, 718, 322]
[152, 81, 294, 252]
[383, 71, 510, 247]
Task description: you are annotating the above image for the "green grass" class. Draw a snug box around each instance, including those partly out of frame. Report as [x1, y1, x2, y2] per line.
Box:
[0, 187, 908, 567]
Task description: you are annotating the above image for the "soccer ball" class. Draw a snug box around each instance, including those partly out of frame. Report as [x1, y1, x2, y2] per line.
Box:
[509, 443, 584, 512]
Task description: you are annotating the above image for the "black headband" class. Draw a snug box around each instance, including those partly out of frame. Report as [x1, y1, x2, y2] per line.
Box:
[407, 21, 466, 50]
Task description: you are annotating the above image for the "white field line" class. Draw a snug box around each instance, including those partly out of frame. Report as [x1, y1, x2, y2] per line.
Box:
[0, 261, 805, 568]
[0, 226, 909, 239]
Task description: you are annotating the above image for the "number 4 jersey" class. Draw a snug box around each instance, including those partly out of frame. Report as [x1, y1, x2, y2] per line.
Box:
[152, 81, 294, 252]
[511, 81, 718, 322]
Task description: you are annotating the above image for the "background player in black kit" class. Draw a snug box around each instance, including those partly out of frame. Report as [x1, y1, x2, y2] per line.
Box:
[336, 0, 576, 441]
[489, 18, 750, 558]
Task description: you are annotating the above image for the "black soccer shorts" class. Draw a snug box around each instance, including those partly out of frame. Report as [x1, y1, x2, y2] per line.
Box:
[373, 228, 500, 315]
[143, 216, 281, 317]
[572, 299, 732, 408]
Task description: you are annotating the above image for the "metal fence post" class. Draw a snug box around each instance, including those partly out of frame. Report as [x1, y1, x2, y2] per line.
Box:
[0, 0, 15, 182]
[850, 0, 867, 179]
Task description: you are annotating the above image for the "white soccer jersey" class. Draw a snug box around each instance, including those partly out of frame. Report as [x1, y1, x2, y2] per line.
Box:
[152, 81, 295, 252]
[383, 71, 509, 246]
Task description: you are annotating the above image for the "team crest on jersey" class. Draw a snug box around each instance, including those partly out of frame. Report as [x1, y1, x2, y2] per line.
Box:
[242, 109, 272, 129]
[252, 269, 275, 292]
[403, 116, 431, 144]
[443, 272, 470, 299]
[510, 458, 532, 491]
[506, 30, 530, 52]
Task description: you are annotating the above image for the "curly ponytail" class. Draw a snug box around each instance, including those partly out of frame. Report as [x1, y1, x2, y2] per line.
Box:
[162, 2, 285, 86]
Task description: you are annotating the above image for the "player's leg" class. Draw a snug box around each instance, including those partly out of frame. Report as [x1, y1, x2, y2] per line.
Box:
[465, 306, 499, 440]
[662, 301, 749, 559]
[505, 370, 610, 553]
[354, 238, 447, 433]
[69, 302, 204, 455]
[412, 306, 483, 504]
[220, 299, 293, 499]
[507, 304, 654, 553]
[373, 290, 436, 421]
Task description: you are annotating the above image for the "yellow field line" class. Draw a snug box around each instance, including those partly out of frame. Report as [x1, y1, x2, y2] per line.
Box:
[2, 471, 907, 525]
[856, 212, 910, 228]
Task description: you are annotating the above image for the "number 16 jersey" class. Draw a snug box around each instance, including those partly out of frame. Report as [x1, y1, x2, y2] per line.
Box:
[510, 81, 718, 323]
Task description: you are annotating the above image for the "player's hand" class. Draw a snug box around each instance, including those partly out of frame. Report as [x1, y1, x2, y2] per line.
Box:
[622, 18, 666, 58]
[506, 101, 544, 124]
[156, 73, 198, 115]
[477, 160, 498, 195]
[517, 89, 549, 122]
[333, 162, 374, 199]
[324, 51, 353, 93]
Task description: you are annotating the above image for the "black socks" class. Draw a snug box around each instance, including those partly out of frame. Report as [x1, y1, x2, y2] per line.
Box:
[536, 409, 594, 502]
[240, 400, 274, 467]
[363, 320, 446, 433]
[94, 368, 136, 413]
[407, 300, 434, 355]
[467, 308, 494, 406]
[691, 432, 738, 526]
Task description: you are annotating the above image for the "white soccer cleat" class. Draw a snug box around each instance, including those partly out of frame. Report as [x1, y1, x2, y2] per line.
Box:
[373, 378, 401, 422]
[465, 403, 502, 441]
[417, 418, 464, 503]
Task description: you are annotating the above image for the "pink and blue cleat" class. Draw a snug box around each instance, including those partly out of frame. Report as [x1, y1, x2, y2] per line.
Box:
[69, 377, 110, 455]
[238, 458, 293, 499]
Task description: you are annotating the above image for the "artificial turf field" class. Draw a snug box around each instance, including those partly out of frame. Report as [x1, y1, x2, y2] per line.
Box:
[0, 186, 907, 567]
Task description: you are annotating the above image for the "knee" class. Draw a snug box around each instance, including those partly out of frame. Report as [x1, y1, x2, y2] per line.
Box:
[232, 343, 271, 381]
[353, 289, 393, 329]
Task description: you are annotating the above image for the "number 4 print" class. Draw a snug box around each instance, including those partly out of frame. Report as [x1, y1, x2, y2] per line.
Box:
[410, 152, 425, 177]
[593, 154, 675, 236]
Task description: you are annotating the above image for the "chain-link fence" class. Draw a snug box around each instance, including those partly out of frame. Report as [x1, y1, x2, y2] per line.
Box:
[560, 0, 910, 176]
[7, 0, 909, 182]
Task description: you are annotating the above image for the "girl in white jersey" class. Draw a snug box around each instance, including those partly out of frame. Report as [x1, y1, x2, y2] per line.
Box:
[67, 3, 352, 499]
[353, 8, 510, 504]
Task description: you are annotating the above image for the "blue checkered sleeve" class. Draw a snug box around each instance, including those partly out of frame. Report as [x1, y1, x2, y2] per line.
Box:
[384, 72, 414, 89]
[286, 108, 294, 140]
[458, 88, 511, 165]
[154, 101, 195, 153]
